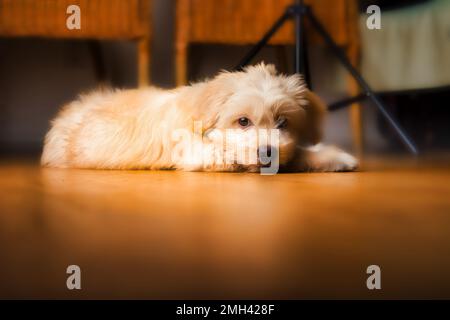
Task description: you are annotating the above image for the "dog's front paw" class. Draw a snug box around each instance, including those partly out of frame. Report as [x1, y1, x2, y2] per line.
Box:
[304, 144, 358, 172]
[326, 150, 358, 172]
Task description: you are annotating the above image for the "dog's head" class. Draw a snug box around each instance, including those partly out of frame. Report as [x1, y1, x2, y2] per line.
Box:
[186, 63, 326, 172]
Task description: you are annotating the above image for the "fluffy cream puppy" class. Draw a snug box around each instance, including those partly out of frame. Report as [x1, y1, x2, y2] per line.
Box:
[41, 63, 357, 173]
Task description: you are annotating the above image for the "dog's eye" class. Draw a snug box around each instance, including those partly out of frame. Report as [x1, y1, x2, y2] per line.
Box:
[276, 117, 288, 129]
[238, 117, 252, 127]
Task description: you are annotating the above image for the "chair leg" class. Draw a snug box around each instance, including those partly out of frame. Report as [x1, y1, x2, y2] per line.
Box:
[88, 40, 107, 84]
[175, 43, 188, 86]
[137, 37, 150, 87]
[350, 92, 363, 156]
[347, 43, 363, 157]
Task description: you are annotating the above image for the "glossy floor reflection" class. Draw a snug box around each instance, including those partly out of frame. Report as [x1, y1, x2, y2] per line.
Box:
[1, 156, 450, 299]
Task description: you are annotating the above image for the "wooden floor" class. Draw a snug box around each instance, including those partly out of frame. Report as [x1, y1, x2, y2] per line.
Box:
[1, 156, 450, 299]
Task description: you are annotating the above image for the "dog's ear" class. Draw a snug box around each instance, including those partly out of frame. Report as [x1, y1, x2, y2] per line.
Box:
[299, 90, 327, 146]
[181, 78, 233, 133]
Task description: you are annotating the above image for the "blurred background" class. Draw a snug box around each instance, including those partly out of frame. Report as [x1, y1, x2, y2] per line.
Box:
[0, 0, 449, 156]
[1, 1, 450, 300]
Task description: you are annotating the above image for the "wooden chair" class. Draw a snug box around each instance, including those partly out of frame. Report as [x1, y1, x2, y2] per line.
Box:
[0, 0, 152, 87]
[175, 0, 363, 154]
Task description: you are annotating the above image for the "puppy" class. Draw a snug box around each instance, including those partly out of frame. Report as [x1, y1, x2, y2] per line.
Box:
[41, 63, 357, 173]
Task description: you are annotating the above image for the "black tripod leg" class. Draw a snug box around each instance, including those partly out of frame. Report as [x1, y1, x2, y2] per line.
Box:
[235, 10, 292, 71]
[328, 93, 368, 111]
[294, 3, 312, 88]
[305, 7, 418, 155]
[294, 2, 304, 75]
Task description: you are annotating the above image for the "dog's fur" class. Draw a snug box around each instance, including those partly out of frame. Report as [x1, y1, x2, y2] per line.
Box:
[41, 63, 357, 172]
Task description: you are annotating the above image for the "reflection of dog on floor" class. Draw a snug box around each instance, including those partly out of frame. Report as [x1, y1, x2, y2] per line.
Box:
[41, 63, 357, 173]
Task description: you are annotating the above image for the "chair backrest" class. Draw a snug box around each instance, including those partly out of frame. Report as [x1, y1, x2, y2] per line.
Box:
[0, 0, 151, 39]
[176, 0, 358, 46]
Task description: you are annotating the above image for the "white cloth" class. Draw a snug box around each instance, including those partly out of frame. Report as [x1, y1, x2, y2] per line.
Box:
[360, 0, 450, 91]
